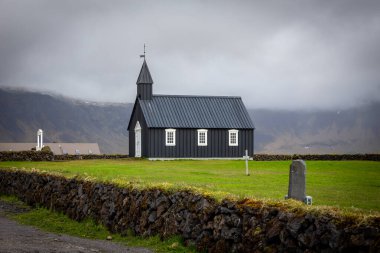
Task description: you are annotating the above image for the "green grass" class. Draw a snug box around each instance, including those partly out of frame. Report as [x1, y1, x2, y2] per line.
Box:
[0, 195, 196, 253]
[1, 159, 380, 212]
[0, 194, 22, 203]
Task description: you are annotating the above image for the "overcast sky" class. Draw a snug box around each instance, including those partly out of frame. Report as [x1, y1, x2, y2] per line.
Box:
[1, 0, 379, 110]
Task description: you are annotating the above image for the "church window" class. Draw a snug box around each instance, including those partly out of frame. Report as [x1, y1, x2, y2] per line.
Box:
[165, 129, 176, 146]
[197, 129, 208, 146]
[228, 129, 239, 146]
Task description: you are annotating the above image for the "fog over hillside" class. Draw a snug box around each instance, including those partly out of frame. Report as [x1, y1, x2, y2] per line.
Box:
[0, 88, 132, 154]
[249, 106, 380, 154]
[0, 88, 379, 154]
[1, 1, 380, 111]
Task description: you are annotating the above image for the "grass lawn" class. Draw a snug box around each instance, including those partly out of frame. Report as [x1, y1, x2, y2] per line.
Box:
[1, 159, 379, 213]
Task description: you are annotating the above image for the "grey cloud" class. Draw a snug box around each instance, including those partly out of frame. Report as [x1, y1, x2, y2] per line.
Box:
[0, 0, 379, 110]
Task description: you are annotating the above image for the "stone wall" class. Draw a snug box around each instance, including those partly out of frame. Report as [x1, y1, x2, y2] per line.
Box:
[54, 154, 130, 160]
[253, 154, 380, 161]
[0, 169, 378, 252]
[0, 151, 129, 161]
[0, 151, 55, 161]
[1, 151, 379, 162]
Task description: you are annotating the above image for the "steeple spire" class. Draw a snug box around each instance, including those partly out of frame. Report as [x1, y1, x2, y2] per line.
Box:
[136, 59, 153, 85]
[136, 45, 153, 100]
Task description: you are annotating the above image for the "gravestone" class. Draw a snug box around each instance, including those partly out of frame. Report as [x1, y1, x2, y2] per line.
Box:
[288, 160, 306, 201]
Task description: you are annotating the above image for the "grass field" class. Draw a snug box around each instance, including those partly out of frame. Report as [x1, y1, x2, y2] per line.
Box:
[1, 159, 379, 212]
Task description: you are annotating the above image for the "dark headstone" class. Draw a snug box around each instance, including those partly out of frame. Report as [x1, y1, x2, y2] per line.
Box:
[288, 160, 306, 201]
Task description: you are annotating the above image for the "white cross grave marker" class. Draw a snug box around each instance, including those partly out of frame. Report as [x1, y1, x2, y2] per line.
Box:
[243, 149, 250, 176]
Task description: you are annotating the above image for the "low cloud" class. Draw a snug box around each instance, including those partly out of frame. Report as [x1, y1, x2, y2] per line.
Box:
[0, 0, 379, 110]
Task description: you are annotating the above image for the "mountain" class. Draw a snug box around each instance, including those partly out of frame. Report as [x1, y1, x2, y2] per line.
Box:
[0, 88, 379, 154]
[0, 88, 133, 154]
[249, 105, 380, 154]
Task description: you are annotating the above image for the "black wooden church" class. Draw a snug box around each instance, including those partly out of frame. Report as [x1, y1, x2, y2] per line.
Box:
[128, 59, 255, 158]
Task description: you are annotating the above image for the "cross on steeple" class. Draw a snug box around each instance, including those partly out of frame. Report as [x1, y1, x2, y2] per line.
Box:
[140, 43, 146, 59]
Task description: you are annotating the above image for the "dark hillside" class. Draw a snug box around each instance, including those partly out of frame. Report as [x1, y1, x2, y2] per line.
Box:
[249, 104, 380, 154]
[0, 89, 133, 154]
[1, 88, 379, 154]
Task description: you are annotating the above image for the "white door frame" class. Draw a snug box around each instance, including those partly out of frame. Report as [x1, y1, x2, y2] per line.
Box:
[135, 121, 142, 157]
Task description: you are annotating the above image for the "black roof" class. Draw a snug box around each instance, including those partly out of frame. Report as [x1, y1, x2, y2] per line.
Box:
[138, 95, 254, 129]
[136, 59, 153, 84]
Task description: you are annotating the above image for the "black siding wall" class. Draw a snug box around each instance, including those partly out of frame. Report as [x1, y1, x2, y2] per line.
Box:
[148, 128, 254, 158]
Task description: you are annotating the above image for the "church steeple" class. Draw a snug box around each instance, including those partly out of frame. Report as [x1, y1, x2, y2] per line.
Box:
[137, 59, 153, 85]
[136, 59, 153, 100]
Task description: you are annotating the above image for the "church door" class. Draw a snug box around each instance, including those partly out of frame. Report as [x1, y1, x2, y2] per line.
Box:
[135, 121, 141, 157]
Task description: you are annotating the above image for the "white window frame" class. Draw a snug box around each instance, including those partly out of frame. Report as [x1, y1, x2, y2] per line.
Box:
[197, 129, 208, 146]
[228, 129, 239, 146]
[165, 128, 176, 146]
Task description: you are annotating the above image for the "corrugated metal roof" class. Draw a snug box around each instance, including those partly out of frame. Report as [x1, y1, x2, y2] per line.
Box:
[136, 59, 153, 84]
[139, 95, 254, 129]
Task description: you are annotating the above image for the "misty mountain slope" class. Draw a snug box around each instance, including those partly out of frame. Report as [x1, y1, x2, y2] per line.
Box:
[249, 105, 380, 154]
[1, 89, 379, 154]
[0, 89, 133, 154]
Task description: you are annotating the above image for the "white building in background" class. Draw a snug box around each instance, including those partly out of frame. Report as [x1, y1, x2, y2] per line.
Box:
[0, 129, 101, 155]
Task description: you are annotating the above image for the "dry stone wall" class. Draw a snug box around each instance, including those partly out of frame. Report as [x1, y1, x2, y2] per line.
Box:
[253, 154, 380, 161]
[0, 169, 379, 252]
[0, 151, 129, 161]
[0, 151, 55, 161]
[1, 151, 379, 162]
